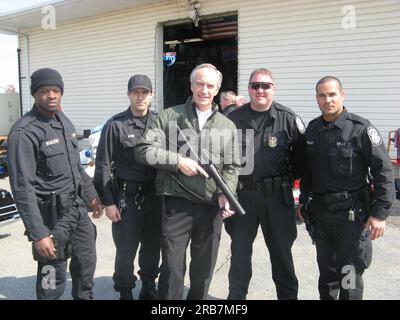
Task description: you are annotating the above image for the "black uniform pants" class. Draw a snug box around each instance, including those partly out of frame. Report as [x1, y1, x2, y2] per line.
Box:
[36, 196, 97, 300]
[310, 198, 372, 300]
[112, 191, 161, 293]
[225, 185, 298, 300]
[158, 196, 223, 300]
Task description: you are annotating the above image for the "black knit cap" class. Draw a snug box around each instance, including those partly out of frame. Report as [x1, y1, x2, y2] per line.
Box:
[30, 68, 64, 95]
[127, 74, 152, 93]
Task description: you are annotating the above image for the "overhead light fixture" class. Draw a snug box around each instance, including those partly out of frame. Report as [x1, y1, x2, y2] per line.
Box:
[188, 0, 200, 27]
[164, 38, 203, 46]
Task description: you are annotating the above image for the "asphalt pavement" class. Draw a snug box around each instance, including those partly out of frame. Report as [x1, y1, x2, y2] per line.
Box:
[1, 176, 399, 300]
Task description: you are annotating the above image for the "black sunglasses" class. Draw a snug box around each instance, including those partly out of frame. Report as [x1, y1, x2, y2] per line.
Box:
[249, 82, 274, 90]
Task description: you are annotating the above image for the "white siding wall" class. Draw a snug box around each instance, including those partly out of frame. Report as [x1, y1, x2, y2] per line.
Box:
[237, 0, 400, 154]
[18, 0, 400, 155]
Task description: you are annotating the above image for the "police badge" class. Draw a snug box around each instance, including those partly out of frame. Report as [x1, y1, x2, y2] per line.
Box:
[268, 135, 278, 148]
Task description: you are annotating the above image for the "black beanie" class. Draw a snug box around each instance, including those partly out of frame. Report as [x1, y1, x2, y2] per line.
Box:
[30, 68, 64, 95]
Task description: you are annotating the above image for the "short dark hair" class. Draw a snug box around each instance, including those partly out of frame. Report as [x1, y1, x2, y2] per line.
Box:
[315, 76, 343, 92]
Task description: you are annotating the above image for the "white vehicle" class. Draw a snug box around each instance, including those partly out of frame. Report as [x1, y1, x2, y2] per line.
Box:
[0, 189, 20, 227]
[81, 131, 101, 179]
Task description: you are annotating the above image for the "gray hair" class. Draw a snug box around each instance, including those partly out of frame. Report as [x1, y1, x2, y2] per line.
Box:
[220, 90, 236, 104]
[190, 63, 223, 89]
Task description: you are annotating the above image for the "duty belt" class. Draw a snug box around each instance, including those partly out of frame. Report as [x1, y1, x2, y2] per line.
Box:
[312, 188, 364, 204]
[37, 191, 76, 205]
[238, 176, 289, 194]
[115, 178, 154, 195]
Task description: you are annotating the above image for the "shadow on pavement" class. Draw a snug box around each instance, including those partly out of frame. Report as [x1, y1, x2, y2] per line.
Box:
[0, 275, 221, 300]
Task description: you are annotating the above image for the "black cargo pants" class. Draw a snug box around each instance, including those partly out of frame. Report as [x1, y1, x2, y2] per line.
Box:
[225, 177, 298, 300]
[35, 195, 97, 300]
[111, 186, 161, 293]
[310, 193, 372, 300]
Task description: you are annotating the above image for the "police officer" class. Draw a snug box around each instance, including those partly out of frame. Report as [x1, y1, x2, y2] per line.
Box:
[8, 68, 102, 300]
[94, 75, 161, 300]
[226, 68, 305, 300]
[297, 76, 395, 300]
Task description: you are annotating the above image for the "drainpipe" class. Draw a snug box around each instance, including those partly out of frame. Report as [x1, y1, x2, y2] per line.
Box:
[17, 48, 23, 117]
[23, 34, 31, 113]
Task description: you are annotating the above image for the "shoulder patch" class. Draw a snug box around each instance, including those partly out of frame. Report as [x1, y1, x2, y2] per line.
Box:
[367, 126, 383, 146]
[295, 116, 306, 134]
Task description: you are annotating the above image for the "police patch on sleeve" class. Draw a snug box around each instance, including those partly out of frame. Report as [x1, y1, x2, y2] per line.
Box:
[367, 126, 383, 146]
[295, 116, 306, 134]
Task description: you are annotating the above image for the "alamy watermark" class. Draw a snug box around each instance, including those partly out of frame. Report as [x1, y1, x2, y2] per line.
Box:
[41, 264, 56, 290]
[41, 5, 56, 30]
[143, 122, 255, 175]
[341, 265, 356, 290]
[342, 5, 356, 30]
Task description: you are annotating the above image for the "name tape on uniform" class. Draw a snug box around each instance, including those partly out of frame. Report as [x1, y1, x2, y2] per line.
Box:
[45, 138, 60, 146]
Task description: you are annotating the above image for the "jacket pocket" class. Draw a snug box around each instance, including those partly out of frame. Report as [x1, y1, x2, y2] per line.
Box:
[120, 137, 138, 161]
[121, 137, 138, 148]
[329, 146, 353, 177]
[42, 143, 67, 176]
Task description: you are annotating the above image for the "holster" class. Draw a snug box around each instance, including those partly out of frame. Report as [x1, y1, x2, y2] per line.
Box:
[362, 184, 373, 216]
[34, 192, 74, 262]
[301, 196, 315, 244]
[37, 192, 57, 230]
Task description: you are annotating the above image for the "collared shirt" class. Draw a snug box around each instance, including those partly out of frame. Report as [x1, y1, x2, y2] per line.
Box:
[228, 101, 306, 180]
[300, 107, 395, 220]
[8, 105, 97, 241]
[94, 107, 157, 206]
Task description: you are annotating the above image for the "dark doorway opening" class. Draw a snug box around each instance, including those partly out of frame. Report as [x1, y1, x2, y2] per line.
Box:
[163, 14, 238, 109]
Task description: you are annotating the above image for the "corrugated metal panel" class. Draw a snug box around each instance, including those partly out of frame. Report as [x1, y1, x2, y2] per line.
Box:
[18, 0, 243, 132]
[18, 0, 400, 156]
[237, 0, 400, 154]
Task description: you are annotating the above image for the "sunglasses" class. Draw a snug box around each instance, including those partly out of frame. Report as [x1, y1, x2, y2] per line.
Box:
[249, 82, 274, 90]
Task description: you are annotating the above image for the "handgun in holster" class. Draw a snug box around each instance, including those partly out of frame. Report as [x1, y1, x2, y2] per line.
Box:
[33, 192, 72, 262]
[301, 195, 316, 244]
[110, 168, 118, 200]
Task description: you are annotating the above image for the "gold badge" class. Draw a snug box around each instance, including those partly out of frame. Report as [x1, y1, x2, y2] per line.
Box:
[268, 136, 278, 148]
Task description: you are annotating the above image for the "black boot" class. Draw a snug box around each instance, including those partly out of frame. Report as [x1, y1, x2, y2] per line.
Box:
[119, 289, 133, 300]
[139, 281, 158, 300]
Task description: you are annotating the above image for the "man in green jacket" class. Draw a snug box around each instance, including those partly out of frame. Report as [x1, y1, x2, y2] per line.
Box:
[135, 63, 240, 299]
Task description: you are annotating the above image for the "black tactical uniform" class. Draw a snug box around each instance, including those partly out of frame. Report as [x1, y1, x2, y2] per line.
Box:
[222, 104, 237, 116]
[94, 108, 161, 299]
[226, 101, 306, 300]
[8, 105, 98, 300]
[300, 107, 395, 300]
